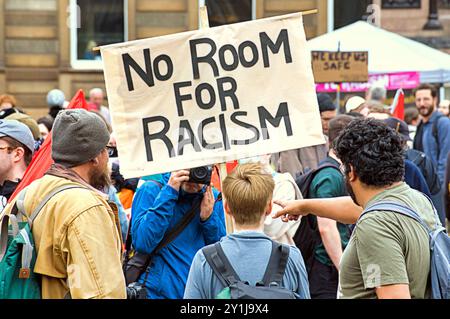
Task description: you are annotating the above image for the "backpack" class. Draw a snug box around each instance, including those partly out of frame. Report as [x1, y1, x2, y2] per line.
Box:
[361, 200, 450, 299]
[0, 184, 85, 299]
[406, 148, 441, 195]
[292, 162, 342, 272]
[202, 241, 300, 299]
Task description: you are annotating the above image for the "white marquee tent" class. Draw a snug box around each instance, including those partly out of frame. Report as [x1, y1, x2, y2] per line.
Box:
[307, 21, 450, 84]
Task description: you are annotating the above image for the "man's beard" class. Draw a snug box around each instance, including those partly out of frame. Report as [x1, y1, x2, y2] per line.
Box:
[89, 165, 111, 191]
[345, 176, 359, 206]
[418, 104, 434, 117]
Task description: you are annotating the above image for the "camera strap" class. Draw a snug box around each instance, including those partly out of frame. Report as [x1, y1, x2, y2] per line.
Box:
[151, 192, 223, 257]
[140, 197, 201, 283]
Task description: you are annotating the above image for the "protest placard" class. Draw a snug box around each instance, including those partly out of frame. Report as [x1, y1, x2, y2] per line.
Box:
[311, 51, 369, 83]
[100, 12, 325, 178]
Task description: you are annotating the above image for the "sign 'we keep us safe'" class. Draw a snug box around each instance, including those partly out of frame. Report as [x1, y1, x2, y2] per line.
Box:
[100, 12, 325, 178]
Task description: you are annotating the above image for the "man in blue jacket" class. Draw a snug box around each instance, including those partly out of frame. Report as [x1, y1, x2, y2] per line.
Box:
[413, 83, 450, 226]
[131, 169, 226, 299]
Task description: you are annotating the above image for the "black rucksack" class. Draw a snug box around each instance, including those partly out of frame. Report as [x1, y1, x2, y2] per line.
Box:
[292, 162, 342, 273]
[405, 148, 441, 195]
[202, 241, 300, 299]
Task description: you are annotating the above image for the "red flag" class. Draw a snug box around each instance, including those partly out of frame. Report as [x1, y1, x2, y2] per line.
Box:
[211, 161, 238, 191]
[8, 134, 54, 202]
[391, 89, 405, 120]
[67, 89, 90, 110]
[8, 90, 89, 202]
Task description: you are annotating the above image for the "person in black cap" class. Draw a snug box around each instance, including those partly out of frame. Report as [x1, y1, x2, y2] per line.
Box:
[317, 93, 337, 136]
[384, 117, 413, 147]
[273, 93, 334, 179]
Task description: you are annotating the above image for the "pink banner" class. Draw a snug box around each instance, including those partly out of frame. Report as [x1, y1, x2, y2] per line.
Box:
[315, 72, 420, 93]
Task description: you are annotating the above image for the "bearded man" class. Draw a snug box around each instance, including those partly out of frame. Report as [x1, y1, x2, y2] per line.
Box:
[2, 109, 126, 299]
[274, 118, 442, 299]
[413, 83, 450, 226]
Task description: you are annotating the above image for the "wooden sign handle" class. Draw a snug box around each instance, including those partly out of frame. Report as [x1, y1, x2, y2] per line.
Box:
[218, 163, 234, 234]
[199, 6, 210, 29]
[197, 6, 234, 234]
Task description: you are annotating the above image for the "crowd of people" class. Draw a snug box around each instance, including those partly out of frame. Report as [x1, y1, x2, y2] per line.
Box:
[0, 82, 449, 299]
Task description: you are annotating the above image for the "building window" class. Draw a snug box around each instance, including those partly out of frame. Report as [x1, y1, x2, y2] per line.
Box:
[333, 0, 372, 30]
[382, 0, 421, 9]
[70, 0, 127, 69]
[440, 0, 450, 9]
[199, 0, 255, 27]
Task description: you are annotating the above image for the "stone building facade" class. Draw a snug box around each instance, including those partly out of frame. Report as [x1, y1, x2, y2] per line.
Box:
[0, 0, 448, 117]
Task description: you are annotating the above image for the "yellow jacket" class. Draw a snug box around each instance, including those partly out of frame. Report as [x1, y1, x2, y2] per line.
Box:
[3, 175, 126, 299]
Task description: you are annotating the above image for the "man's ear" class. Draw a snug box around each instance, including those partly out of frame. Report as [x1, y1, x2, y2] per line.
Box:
[12, 147, 25, 164]
[224, 200, 232, 217]
[348, 165, 357, 182]
[91, 156, 99, 166]
[265, 200, 273, 216]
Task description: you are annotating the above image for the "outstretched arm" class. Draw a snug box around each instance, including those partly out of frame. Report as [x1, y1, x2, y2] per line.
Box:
[273, 196, 363, 225]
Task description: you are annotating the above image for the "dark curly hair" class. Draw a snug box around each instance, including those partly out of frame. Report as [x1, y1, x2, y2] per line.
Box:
[333, 118, 405, 187]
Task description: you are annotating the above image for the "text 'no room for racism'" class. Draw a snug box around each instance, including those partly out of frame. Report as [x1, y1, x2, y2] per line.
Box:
[121, 29, 295, 162]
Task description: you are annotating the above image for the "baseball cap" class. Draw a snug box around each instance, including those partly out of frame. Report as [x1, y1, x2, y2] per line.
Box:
[383, 117, 411, 141]
[345, 96, 366, 113]
[317, 93, 336, 113]
[0, 120, 35, 154]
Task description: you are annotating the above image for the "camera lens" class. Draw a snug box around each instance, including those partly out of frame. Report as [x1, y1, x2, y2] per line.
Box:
[193, 167, 208, 179]
[189, 166, 212, 185]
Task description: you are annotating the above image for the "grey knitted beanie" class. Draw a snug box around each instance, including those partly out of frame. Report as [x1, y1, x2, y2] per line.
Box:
[52, 109, 110, 167]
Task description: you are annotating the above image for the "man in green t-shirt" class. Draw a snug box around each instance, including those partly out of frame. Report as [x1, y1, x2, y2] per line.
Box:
[307, 115, 354, 299]
[275, 118, 442, 299]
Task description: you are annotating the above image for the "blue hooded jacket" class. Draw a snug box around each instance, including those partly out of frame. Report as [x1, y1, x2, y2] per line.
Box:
[419, 111, 450, 182]
[131, 173, 226, 299]
[404, 159, 431, 198]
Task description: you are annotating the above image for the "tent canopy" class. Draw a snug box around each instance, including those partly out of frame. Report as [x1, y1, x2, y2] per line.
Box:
[307, 21, 450, 84]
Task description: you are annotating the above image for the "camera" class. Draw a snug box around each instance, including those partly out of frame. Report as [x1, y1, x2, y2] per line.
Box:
[126, 282, 148, 299]
[189, 166, 212, 185]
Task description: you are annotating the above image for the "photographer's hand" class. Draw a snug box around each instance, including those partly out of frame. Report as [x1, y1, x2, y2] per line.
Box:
[200, 185, 214, 222]
[168, 170, 190, 192]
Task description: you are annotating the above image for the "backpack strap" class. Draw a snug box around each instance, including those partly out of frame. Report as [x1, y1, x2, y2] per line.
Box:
[360, 200, 432, 233]
[0, 184, 87, 271]
[0, 214, 10, 261]
[28, 185, 88, 227]
[203, 242, 240, 287]
[1, 187, 32, 262]
[296, 162, 341, 198]
[15, 188, 28, 221]
[18, 227, 33, 278]
[261, 241, 290, 286]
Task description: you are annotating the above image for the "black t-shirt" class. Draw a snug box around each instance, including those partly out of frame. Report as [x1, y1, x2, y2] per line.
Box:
[0, 180, 19, 212]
